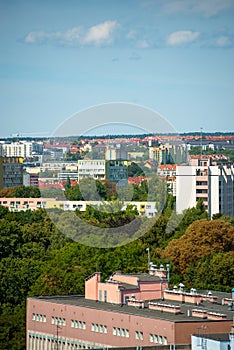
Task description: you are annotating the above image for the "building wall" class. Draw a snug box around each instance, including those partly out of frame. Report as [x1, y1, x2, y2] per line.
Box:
[85, 273, 101, 301]
[176, 166, 197, 214]
[97, 282, 122, 304]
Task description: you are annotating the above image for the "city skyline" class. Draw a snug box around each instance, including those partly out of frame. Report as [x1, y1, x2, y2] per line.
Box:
[1, 0, 234, 138]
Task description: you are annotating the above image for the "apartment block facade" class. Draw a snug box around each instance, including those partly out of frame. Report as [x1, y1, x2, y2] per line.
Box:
[0, 156, 23, 190]
[176, 158, 234, 217]
[0, 141, 42, 158]
[78, 160, 106, 181]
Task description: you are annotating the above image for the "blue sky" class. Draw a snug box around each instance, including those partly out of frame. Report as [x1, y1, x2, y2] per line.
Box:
[0, 0, 234, 137]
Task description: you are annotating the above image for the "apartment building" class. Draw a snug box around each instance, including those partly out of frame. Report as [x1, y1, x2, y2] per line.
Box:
[105, 160, 128, 188]
[0, 156, 23, 190]
[78, 160, 106, 181]
[176, 158, 234, 217]
[1, 141, 42, 158]
[26, 268, 234, 349]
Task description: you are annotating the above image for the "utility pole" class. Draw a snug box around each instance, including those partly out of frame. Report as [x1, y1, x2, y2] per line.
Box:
[146, 248, 150, 271]
[54, 323, 61, 350]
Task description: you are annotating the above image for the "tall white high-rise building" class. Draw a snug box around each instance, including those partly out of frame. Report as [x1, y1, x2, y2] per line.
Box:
[176, 158, 234, 217]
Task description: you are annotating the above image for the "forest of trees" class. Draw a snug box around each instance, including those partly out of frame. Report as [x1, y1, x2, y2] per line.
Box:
[0, 197, 234, 348]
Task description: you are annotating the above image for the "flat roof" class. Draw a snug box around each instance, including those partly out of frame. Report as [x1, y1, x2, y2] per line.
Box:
[192, 333, 230, 341]
[114, 273, 162, 282]
[29, 293, 234, 323]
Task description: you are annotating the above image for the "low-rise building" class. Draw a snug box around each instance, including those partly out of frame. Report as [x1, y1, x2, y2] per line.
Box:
[26, 270, 234, 349]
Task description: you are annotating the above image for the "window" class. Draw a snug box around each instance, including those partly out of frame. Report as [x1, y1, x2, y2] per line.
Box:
[150, 333, 167, 345]
[32, 313, 46, 323]
[51, 317, 66, 326]
[113, 327, 129, 337]
[91, 323, 107, 333]
[135, 331, 143, 340]
[71, 320, 86, 330]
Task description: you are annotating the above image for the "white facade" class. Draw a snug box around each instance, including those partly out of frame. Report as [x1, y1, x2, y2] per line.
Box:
[191, 334, 230, 350]
[1, 141, 42, 158]
[176, 162, 234, 217]
[78, 160, 106, 181]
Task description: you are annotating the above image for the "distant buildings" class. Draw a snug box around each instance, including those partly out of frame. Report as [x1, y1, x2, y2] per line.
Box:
[149, 143, 188, 164]
[176, 157, 234, 217]
[26, 268, 234, 349]
[0, 198, 157, 218]
[0, 156, 23, 190]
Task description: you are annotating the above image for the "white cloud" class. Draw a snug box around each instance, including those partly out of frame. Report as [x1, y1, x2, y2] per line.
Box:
[24, 21, 118, 47]
[24, 31, 51, 44]
[163, 0, 234, 17]
[166, 30, 200, 46]
[82, 21, 118, 45]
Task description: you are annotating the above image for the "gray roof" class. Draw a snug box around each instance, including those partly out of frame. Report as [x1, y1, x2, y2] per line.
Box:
[115, 273, 162, 282]
[29, 292, 234, 323]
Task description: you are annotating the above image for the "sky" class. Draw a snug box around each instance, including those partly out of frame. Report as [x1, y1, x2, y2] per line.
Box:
[0, 0, 234, 137]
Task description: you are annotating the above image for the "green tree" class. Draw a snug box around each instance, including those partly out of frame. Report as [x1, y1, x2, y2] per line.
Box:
[163, 219, 234, 276]
[64, 176, 71, 190]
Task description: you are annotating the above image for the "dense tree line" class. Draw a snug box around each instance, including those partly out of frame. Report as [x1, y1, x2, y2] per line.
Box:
[0, 199, 233, 348]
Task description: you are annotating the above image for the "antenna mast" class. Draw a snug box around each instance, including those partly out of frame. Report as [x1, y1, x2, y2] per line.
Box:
[200, 127, 203, 159]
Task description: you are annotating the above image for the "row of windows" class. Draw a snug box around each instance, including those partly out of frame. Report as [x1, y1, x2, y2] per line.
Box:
[79, 169, 105, 172]
[51, 317, 66, 326]
[28, 332, 104, 349]
[150, 333, 168, 345]
[113, 327, 129, 337]
[91, 323, 107, 333]
[32, 313, 46, 322]
[71, 320, 86, 330]
[32, 314, 167, 344]
[79, 162, 105, 166]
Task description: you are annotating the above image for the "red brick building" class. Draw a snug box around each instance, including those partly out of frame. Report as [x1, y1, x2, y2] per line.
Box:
[26, 268, 234, 349]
